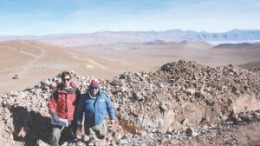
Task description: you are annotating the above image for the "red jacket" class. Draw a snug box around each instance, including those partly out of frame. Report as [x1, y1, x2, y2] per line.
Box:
[48, 81, 79, 121]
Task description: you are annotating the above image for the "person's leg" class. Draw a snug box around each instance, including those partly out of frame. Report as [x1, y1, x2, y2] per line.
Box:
[84, 122, 91, 136]
[87, 120, 107, 146]
[89, 126, 98, 140]
[69, 120, 77, 140]
[96, 120, 107, 139]
[84, 123, 98, 145]
[51, 125, 64, 146]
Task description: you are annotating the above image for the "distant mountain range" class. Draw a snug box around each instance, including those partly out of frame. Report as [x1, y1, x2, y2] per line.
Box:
[213, 42, 260, 49]
[1, 29, 260, 46]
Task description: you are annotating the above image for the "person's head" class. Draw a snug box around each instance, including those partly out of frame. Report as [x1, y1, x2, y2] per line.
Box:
[61, 71, 71, 87]
[89, 79, 100, 96]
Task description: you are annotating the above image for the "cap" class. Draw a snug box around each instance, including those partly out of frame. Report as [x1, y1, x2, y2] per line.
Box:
[90, 79, 100, 88]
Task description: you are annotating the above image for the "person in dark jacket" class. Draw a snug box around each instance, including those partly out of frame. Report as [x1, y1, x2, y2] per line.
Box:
[76, 79, 115, 143]
[48, 71, 80, 146]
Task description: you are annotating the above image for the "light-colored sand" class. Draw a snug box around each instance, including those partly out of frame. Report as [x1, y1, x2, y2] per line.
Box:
[71, 41, 260, 67]
[0, 40, 260, 93]
[0, 40, 127, 93]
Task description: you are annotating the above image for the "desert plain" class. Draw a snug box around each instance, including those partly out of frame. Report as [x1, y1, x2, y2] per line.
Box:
[1, 39, 259, 93]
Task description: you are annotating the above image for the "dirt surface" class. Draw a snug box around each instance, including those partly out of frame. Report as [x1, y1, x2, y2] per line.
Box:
[0, 40, 126, 92]
[1, 40, 260, 93]
[70, 41, 260, 67]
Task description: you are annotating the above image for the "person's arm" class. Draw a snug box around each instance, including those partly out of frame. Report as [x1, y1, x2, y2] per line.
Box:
[75, 88, 81, 106]
[76, 94, 85, 126]
[75, 93, 86, 138]
[48, 88, 59, 122]
[72, 87, 81, 121]
[48, 88, 58, 113]
[105, 94, 116, 122]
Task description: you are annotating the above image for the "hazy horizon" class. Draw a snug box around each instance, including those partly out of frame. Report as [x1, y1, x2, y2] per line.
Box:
[1, 0, 260, 35]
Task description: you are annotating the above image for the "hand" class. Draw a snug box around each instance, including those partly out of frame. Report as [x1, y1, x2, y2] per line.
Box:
[108, 120, 115, 132]
[76, 125, 82, 139]
[111, 120, 115, 125]
[51, 113, 59, 123]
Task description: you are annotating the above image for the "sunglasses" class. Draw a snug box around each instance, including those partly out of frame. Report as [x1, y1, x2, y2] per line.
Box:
[63, 78, 71, 81]
[91, 87, 99, 89]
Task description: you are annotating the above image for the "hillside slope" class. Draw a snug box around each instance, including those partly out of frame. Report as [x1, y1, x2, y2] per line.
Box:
[0, 40, 125, 93]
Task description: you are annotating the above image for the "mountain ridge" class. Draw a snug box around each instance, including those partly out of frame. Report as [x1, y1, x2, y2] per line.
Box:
[1, 29, 260, 47]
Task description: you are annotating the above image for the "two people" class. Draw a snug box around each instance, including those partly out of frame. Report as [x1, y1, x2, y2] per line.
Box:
[48, 71, 115, 145]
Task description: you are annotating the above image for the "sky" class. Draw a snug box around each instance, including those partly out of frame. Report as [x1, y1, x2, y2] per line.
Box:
[0, 0, 260, 35]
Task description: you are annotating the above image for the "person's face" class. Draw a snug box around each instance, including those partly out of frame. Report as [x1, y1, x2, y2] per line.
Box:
[62, 75, 71, 87]
[90, 87, 99, 96]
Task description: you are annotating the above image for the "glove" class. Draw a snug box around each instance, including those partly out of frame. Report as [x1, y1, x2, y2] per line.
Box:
[76, 125, 82, 139]
[111, 120, 115, 125]
[51, 113, 59, 123]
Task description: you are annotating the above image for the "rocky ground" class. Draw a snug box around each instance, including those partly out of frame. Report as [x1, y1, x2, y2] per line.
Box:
[0, 60, 259, 146]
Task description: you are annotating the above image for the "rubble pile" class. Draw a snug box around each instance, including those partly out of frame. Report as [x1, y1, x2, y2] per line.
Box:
[0, 60, 259, 146]
[108, 60, 259, 133]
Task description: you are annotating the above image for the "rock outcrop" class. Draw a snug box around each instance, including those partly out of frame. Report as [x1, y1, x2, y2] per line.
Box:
[0, 60, 259, 146]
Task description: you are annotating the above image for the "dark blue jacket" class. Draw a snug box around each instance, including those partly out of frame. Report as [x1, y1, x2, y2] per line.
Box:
[76, 90, 115, 126]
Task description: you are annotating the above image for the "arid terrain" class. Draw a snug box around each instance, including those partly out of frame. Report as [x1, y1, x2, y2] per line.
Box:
[0, 39, 259, 146]
[1, 40, 260, 93]
[0, 40, 128, 93]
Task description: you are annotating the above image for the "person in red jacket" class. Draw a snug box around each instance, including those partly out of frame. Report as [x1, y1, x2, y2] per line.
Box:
[48, 71, 80, 146]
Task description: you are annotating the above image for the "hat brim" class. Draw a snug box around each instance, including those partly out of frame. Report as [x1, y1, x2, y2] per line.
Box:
[90, 85, 99, 88]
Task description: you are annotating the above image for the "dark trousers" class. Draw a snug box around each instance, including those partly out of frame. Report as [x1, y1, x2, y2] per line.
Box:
[50, 120, 77, 146]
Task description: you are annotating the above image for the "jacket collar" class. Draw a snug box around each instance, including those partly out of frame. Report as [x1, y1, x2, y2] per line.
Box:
[87, 89, 100, 99]
[57, 81, 77, 93]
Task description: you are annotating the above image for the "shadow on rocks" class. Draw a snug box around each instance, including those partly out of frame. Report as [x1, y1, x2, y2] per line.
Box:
[10, 106, 52, 146]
